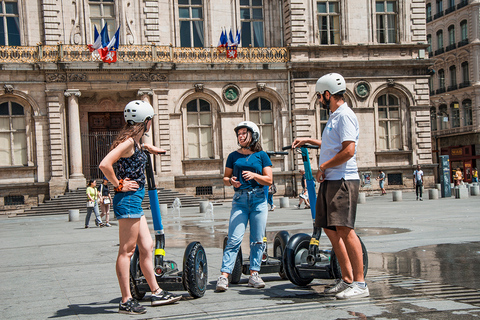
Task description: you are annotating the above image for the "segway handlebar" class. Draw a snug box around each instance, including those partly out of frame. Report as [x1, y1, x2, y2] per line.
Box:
[282, 144, 319, 150]
[266, 151, 289, 156]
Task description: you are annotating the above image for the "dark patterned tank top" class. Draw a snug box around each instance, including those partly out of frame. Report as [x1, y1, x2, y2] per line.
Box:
[116, 143, 147, 189]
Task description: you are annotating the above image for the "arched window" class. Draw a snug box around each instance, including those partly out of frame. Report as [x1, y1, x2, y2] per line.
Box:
[427, 34, 432, 55]
[460, 20, 467, 41]
[447, 25, 455, 46]
[450, 102, 460, 128]
[179, 0, 204, 47]
[0, 0, 20, 46]
[377, 94, 401, 150]
[186, 98, 212, 158]
[430, 106, 437, 131]
[439, 104, 448, 130]
[463, 99, 472, 126]
[240, 0, 264, 47]
[449, 65, 456, 90]
[248, 97, 273, 150]
[461, 61, 469, 86]
[438, 69, 445, 90]
[375, 0, 397, 43]
[317, 0, 340, 45]
[436, 29, 443, 50]
[426, 3, 432, 22]
[0, 101, 26, 166]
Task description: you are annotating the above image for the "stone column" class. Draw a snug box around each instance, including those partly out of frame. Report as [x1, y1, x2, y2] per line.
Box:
[138, 88, 154, 147]
[65, 89, 85, 191]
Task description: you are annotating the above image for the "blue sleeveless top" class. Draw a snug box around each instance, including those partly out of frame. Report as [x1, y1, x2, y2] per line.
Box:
[116, 143, 147, 189]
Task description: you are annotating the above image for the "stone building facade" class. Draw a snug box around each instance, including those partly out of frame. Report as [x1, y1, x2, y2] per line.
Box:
[426, 0, 480, 182]
[0, 0, 432, 211]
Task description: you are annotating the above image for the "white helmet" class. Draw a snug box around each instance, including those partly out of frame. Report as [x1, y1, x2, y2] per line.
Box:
[315, 73, 346, 95]
[124, 100, 154, 125]
[234, 121, 260, 144]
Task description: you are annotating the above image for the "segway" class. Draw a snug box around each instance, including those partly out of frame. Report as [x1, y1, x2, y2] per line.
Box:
[223, 151, 290, 284]
[281, 145, 368, 286]
[130, 150, 208, 299]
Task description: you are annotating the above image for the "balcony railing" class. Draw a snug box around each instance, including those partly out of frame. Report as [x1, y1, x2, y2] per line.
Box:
[0, 45, 289, 64]
[458, 39, 469, 48]
[433, 11, 444, 19]
[447, 84, 458, 91]
[434, 48, 445, 55]
[445, 6, 456, 14]
[445, 43, 456, 52]
[459, 81, 471, 88]
[436, 87, 446, 94]
[457, 0, 468, 10]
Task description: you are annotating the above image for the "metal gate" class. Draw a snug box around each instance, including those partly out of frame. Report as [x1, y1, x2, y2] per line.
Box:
[81, 131, 119, 180]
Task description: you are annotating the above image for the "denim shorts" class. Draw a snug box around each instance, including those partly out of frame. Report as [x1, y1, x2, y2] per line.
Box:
[113, 187, 145, 219]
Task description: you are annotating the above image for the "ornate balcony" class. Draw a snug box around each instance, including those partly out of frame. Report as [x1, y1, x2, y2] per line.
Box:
[0, 45, 289, 64]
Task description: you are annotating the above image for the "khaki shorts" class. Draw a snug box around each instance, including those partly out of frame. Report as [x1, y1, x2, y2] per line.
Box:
[315, 179, 360, 230]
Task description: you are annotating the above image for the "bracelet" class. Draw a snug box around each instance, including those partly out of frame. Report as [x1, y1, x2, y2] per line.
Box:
[229, 177, 234, 185]
[318, 167, 324, 173]
[114, 179, 124, 192]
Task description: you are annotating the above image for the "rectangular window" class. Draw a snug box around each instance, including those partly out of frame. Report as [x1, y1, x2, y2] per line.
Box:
[0, 0, 20, 45]
[378, 94, 401, 150]
[0, 101, 26, 166]
[241, 0, 264, 47]
[178, 0, 204, 47]
[317, 1, 340, 45]
[376, 1, 397, 43]
[89, 0, 115, 39]
[451, 103, 460, 128]
[249, 97, 273, 150]
[186, 99, 212, 158]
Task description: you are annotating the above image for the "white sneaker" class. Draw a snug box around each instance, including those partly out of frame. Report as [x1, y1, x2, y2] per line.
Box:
[216, 275, 228, 292]
[335, 283, 369, 300]
[324, 279, 350, 294]
[247, 272, 265, 288]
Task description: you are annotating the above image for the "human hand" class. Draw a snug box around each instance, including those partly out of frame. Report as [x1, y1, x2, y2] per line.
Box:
[242, 170, 257, 182]
[292, 138, 308, 149]
[316, 169, 325, 183]
[122, 178, 139, 191]
[230, 176, 242, 188]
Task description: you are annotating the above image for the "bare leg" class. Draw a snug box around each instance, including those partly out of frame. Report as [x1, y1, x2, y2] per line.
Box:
[335, 226, 364, 282]
[117, 218, 141, 303]
[324, 228, 353, 283]
[136, 216, 160, 292]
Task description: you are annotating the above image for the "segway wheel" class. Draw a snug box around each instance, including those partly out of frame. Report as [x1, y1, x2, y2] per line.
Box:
[273, 231, 290, 279]
[182, 241, 208, 298]
[129, 248, 146, 300]
[330, 236, 368, 279]
[283, 233, 314, 286]
[223, 236, 243, 284]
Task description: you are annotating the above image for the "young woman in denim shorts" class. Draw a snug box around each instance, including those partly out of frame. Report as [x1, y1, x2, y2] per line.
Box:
[99, 100, 181, 314]
[215, 121, 273, 292]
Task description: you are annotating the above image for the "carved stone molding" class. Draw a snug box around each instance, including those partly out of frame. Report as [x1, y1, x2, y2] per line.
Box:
[387, 79, 395, 87]
[130, 73, 167, 82]
[256, 83, 266, 91]
[3, 84, 14, 94]
[222, 84, 240, 104]
[46, 73, 67, 83]
[64, 89, 81, 98]
[194, 83, 204, 92]
[68, 73, 87, 82]
[354, 81, 370, 99]
[137, 88, 153, 96]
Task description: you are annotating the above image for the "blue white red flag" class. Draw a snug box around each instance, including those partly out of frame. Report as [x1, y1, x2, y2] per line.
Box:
[102, 26, 120, 64]
[87, 26, 102, 52]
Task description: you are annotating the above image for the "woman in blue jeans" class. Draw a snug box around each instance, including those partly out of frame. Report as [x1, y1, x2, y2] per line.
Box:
[216, 121, 273, 291]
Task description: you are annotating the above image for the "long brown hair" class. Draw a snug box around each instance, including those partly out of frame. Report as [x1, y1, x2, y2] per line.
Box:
[110, 123, 145, 150]
[239, 130, 263, 152]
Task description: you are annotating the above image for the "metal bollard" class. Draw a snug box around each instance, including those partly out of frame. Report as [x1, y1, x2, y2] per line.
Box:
[68, 209, 79, 222]
[279, 197, 290, 208]
[392, 190, 402, 201]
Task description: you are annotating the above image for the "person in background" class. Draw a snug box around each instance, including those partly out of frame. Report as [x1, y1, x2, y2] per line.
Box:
[216, 121, 273, 292]
[454, 167, 463, 186]
[473, 167, 478, 183]
[376, 170, 386, 195]
[297, 169, 311, 209]
[413, 165, 424, 201]
[268, 181, 276, 211]
[85, 179, 104, 228]
[98, 177, 112, 227]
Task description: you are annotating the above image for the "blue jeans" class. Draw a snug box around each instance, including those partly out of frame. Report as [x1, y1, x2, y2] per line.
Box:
[85, 201, 102, 226]
[267, 193, 273, 207]
[221, 188, 268, 273]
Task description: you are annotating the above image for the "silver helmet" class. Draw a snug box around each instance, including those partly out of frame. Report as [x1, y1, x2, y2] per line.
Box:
[124, 100, 154, 125]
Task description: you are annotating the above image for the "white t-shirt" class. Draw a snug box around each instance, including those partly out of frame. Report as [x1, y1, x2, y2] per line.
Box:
[414, 170, 423, 182]
[319, 103, 360, 180]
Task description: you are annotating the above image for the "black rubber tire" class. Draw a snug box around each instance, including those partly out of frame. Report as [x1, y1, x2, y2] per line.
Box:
[330, 236, 368, 279]
[129, 247, 146, 300]
[182, 241, 208, 298]
[273, 231, 290, 279]
[283, 233, 314, 286]
[223, 236, 243, 284]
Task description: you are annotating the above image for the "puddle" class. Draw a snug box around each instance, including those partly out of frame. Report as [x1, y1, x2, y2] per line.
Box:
[369, 242, 480, 290]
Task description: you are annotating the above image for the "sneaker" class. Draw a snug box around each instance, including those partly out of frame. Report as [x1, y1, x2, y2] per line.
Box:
[324, 279, 350, 294]
[335, 283, 369, 300]
[248, 272, 265, 288]
[151, 289, 182, 306]
[297, 204, 301, 209]
[305, 205, 310, 209]
[416, 197, 418, 201]
[420, 198, 423, 201]
[270, 205, 276, 211]
[105, 223, 112, 227]
[119, 298, 146, 314]
[216, 275, 229, 292]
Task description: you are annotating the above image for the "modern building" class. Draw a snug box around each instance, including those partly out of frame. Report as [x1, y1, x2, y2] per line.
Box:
[426, 0, 480, 182]
[0, 0, 432, 211]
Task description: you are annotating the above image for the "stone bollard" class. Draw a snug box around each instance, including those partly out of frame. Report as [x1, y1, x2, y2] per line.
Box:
[455, 187, 469, 199]
[68, 209, 79, 222]
[358, 193, 366, 204]
[470, 185, 479, 196]
[428, 188, 438, 200]
[392, 190, 402, 201]
[159, 203, 168, 214]
[279, 197, 290, 208]
[435, 183, 441, 191]
[451, 183, 455, 189]
[199, 200, 209, 213]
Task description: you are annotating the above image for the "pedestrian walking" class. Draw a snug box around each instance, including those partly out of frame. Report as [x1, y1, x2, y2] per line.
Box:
[292, 73, 368, 300]
[98, 177, 112, 227]
[413, 165, 424, 201]
[376, 170, 386, 195]
[85, 179, 104, 228]
[99, 100, 181, 315]
[216, 121, 273, 292]
[473, 167, 478, 183]
[454, 167, 463, 186]
[268, 181, 277, 211]
[297, 169, 311, 209]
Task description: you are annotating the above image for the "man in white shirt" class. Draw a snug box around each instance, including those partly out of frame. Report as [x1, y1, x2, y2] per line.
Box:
[292, 73, 368, 300]
[413, 165, 424, 201]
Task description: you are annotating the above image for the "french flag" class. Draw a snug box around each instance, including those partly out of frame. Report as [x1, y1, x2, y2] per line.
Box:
[101, 26, 120, 64]
[87, 26, 102, 52]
